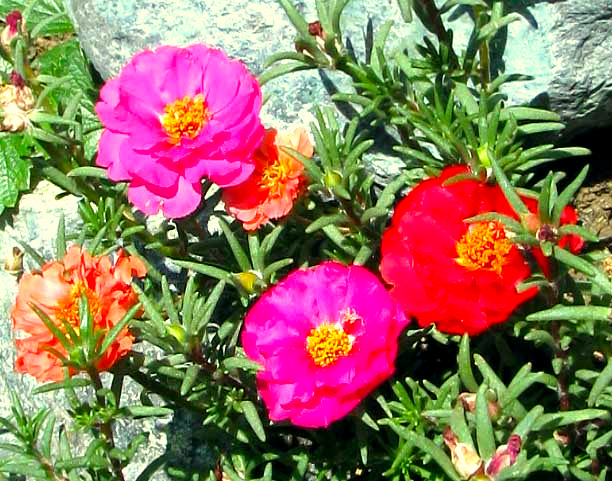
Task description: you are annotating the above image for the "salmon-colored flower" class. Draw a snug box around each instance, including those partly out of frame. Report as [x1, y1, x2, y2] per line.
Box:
[11, 246, 146, 382]
[222, 127, 313, 231]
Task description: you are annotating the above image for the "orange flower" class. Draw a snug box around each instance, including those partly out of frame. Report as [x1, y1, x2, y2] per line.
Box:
[222, 127, 314, 231]
[11, 246, 146, 382]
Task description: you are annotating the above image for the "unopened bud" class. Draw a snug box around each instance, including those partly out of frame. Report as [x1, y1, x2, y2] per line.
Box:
[166, 323, 186, 343]
[9, 71, 25, 88]
[323, 170, 342, 189]
[1, 10, 25, 48]
[485, 434, 521, 479]
[233, 270, 263, 295]
[477, 144, 490, 168]
[521, 212, 541, 234]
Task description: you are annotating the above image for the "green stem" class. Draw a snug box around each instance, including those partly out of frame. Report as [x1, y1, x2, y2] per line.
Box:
[87, 366, 126, 481]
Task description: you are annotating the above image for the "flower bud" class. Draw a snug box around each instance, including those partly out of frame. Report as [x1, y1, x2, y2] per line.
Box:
[485, 434, 521, 479]
[323, 170, 342, 189]
[166, 323, 186, 343]
[1, 10, 25, 49]
[233, 270, 263, 295]
[477, 144, 491, 168]
[521, 212, 541, 234]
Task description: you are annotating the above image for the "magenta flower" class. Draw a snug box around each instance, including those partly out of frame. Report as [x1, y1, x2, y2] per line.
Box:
[95, 44, 264, 218]
[242, 262, 409, 428]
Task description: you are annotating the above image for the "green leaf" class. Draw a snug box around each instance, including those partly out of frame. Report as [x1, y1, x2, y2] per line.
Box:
[55, 212, 66, 259]
[222, 356, 263, 372]
[171, 259, 231, 281]
[458, 334, 479, 392]
[517, 122, 565, 135]
[0, 136, 31, 214]
[322, 224, 358, 256]
[258, 62, 312, 85]
[240, 400, 266, 442]
[379, 419, 461, 481]
[180, 365, 200, 397]
[397, 0, 413, 22]
[475, 384, 496, 459]
[218, 217, 252, 272]
[588, 359, 612, 407]
[531, 409, 610, 431]
[277, 0, 314, 37]
[125, 406, 174, 418]
[67, 166, 108, 179]
[499, 107, 560, 122]
[96, 303, 142, 358]
[527, 305, 611, 322]
[553, 247, 612, 294]
[488, 154, 529, 215]
[552, 164, 588, 225]
[306, 214, 347, 233]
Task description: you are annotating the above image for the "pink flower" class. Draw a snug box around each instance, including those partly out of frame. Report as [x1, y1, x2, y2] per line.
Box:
[95, 44, 264, 218]
[242, 262, 409, 427]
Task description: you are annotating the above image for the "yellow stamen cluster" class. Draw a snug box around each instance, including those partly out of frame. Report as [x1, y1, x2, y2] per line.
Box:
[161, 94, 209, 144]
[259, 156, 291, 196]
[455, 221, 512, 275]
[55, 283, 101, 332]
[306, 322, 352, 367]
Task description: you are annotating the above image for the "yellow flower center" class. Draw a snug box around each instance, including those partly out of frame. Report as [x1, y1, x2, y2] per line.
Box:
[55, 283, 101, 332]
[259, 156, 292, 196]
[455, 221, 512, 275]
[161, 94, 209, 144]
[306, 322, 353, 367]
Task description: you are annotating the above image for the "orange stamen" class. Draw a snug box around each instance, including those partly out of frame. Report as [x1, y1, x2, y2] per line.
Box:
[455, 221, 512, 275]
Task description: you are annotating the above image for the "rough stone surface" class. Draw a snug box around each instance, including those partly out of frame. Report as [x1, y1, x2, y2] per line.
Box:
[64, 0, 612, 139]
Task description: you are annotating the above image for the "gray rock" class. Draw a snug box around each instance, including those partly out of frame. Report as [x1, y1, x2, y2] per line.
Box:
[65, 0, 612, 139]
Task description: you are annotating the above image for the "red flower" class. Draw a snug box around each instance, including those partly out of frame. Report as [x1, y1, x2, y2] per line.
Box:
[380, 166, 582, 336]
[11, 246, 146, 382]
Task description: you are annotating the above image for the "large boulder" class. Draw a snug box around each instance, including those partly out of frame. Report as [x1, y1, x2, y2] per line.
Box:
[64, 0, 612, 139]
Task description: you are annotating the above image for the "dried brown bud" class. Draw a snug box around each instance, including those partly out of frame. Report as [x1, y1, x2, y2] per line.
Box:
[458, 392, 500, 420]
[308, 20, 325, 38]
[443, 427, 484, 480]
[0, 82, 34, 131]
[536, 223, 558, 243]
[4, 246, 23, 276]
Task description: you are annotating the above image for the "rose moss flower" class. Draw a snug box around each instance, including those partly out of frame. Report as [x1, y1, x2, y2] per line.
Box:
[242, 262, 409, 427]
[222, 127, 313, 231]
[95, 44, 264, 218]
[11, 246, 146, 382]
[380, 165, 582, 336]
